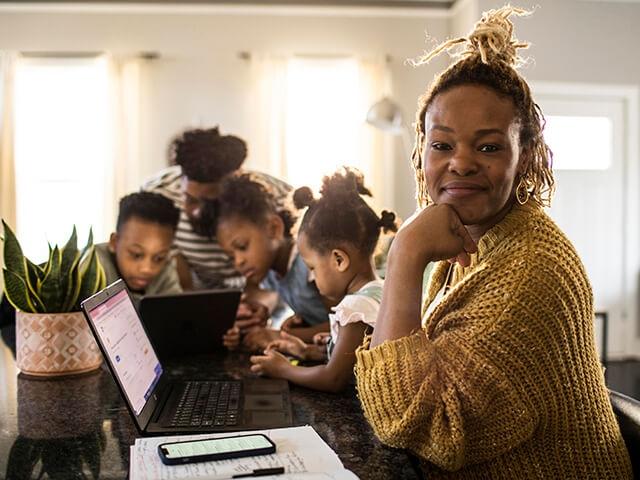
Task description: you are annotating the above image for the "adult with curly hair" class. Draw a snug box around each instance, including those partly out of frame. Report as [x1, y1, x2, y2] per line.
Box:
[142, 127, 291, 291]
[354, 6, 632, 479]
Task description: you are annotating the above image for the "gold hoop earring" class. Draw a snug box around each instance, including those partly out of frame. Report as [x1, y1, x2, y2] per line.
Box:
[515, 176, 530, 205]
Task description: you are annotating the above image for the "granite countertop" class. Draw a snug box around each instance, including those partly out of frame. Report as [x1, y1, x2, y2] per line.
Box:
[0, 342, 420, 479]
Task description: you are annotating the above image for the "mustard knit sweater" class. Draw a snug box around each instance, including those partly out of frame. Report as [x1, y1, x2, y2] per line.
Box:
[355, 202, 632, 479]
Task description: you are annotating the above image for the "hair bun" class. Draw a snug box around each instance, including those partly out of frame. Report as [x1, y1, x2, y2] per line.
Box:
[409, 5, 531, 68]
[320, 166, 372, 199]
[293, 186, 315, 209]
[468, 6, 530, 66]
[377, 210, 398, 233]
[171, 126, 247, 182]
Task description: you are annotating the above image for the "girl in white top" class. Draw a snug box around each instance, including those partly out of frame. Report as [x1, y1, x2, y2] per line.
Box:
[250, 167, 397, 392]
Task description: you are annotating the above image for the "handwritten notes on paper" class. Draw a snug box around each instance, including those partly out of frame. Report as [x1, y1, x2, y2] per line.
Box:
[129, 425, 359, 480]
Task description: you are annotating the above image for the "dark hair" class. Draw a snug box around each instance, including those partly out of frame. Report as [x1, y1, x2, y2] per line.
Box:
[171, 127, 247, 183]
[411, 6, 554, 207]
[116, 192, 180, 232]
[215, 174, 296, 237]
[295, 167, 397, 256]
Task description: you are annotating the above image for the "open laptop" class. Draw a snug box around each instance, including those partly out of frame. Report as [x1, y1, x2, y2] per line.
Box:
[81, 279, 293, 435]
[139, 289, 241, 359]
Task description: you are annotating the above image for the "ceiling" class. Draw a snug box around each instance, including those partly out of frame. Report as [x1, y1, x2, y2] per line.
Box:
[0, 0, 456, 6]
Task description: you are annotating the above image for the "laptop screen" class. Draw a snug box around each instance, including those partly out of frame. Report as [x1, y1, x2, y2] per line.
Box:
[85, 288, 162, 415]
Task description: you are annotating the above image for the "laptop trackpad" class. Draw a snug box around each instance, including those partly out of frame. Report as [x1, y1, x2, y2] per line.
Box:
[246, 411, 289, 426]
[244, 394, 284, 410]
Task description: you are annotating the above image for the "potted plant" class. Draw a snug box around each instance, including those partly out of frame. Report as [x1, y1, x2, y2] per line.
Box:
[2, 220, 106, 376]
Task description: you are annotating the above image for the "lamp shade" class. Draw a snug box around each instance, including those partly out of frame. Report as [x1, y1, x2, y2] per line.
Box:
[366, 97, 404, 134]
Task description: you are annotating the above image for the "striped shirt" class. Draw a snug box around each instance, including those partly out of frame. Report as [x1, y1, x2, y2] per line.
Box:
[142, 165, 292, 289]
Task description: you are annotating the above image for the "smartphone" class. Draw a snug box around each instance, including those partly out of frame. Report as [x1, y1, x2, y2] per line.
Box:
[158, 433, 276, 465]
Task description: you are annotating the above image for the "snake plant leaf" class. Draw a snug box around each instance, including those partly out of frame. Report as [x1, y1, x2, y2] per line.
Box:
[39, 244, 55, 289]
[39, 246, 64, 312]
[61, 227, 98, 312]
[97, 259, 106, 290]
[74, 227, 95, 270]
[59, 227, 80, 311]
[60, 226, 79, 276]
[62, 256, 83, 312]
[3, 268, 41, 313]
[75, 247, 103, 310]
[24, 260, 46, 312]
[25, 259, 44, 291]
[83, 228, 94, 255]
[1, 220, 28, 282]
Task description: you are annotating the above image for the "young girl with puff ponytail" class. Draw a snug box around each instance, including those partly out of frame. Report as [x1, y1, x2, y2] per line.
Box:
[250, 167, 397, 392]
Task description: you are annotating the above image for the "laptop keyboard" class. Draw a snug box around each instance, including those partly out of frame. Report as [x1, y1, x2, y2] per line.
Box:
[169, 380, 241, 428]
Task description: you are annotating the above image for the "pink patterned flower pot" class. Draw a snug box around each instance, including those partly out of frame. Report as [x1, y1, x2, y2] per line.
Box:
[16, 311, 102, 376]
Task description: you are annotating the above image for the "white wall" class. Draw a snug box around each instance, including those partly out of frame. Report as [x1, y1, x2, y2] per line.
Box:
[0, 6, 450, 219]
[480, 0, 640, 85]
[450, 0, 479, 36]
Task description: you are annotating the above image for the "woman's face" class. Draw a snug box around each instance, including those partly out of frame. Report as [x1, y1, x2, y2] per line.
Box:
[423, 84, 525, 237]
[217, 215, 280, 284]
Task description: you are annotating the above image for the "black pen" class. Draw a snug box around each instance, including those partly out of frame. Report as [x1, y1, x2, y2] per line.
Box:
[232, 466, 286, 478]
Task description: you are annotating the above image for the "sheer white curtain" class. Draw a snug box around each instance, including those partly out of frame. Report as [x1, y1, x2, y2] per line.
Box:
[246, 54, 288, 177]
[355, 57, 394, 210]
[247, 54, 392, 209]
[3, 54, 144, 263]
[107, 55, 144, 228]
[0, 52, 17, 290]
[0, 52, 17, 228]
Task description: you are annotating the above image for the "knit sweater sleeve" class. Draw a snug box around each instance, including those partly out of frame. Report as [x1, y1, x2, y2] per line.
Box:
[355, 323, 536, 471]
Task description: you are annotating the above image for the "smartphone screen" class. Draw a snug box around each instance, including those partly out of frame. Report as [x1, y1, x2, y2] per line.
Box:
[158, 433, 276, 465]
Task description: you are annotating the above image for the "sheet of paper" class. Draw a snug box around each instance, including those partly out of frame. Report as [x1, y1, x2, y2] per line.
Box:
[129, 425, 359, 480]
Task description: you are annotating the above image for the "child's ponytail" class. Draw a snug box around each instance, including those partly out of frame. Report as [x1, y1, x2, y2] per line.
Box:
[377, 210, 398, 234]
[320, 168, 372, 200]
[297, 166, 395, 257]
[293, 186, 316, 210]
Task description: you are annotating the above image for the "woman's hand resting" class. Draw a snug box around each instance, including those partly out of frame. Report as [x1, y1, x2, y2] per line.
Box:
[391, 203, 477, 269]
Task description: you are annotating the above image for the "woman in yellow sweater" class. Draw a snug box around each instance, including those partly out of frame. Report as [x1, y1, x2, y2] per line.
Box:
[354, 6, 632, 479]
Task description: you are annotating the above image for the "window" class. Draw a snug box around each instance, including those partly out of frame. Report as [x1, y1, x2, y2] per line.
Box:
[284, 56, 363, 192]
[14, 56, 110, 262]
[248, 54, 388, 206]
[544, 115, 612, 170]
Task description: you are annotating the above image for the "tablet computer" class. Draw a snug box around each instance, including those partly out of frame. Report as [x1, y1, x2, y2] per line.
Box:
[139, 289, 241, 359]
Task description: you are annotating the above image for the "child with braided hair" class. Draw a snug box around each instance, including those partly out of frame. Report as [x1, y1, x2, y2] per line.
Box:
[249, 167, 397, 392]
[354, 5, 632, 478]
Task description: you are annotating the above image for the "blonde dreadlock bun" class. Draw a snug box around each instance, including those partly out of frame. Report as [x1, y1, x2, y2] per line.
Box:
[412, 5, 531, 68]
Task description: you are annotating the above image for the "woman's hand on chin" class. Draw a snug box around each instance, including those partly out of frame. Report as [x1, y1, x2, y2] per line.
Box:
[392, 203, 477, 268]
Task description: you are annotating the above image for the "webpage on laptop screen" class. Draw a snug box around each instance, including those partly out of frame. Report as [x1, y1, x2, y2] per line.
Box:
[87, 289, 162, 415]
